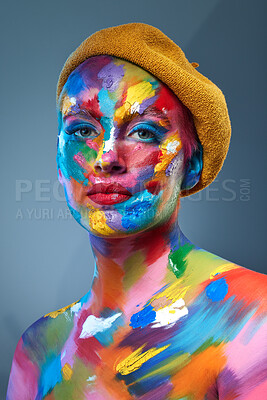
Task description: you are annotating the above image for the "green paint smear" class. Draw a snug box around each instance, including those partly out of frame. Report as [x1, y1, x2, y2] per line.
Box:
[82, 146, 97, 163]
[168, 243, 194, 279]
[123, 250, 146, 291]
[193, 337, 222, 357]
[24, 312, 74, 365]
[54, 356, 94, 399]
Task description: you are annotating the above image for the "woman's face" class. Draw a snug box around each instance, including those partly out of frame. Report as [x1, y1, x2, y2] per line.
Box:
[57, 55, 187, 237]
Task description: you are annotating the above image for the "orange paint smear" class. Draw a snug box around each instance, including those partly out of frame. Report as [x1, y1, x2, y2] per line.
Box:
[198, 267, 267, 318]
[92, 252, 126, 311]
[94, 326, 136, 399]
[169, 343, 227, 400]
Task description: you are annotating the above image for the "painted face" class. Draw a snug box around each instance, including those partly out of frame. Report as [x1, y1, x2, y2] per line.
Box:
[57, 55, 188, 236]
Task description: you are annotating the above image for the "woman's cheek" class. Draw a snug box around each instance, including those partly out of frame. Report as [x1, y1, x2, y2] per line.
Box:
[64, 141, 98, 179]
[68, 177, 87, 206]
[124, 142, 160, 170]
[154, 136, 183, 178]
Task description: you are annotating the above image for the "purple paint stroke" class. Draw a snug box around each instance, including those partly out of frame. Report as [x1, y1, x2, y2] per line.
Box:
[138, 380, 173, 400]
[119, 320, 181, 351]
[97, 63, 125, 92]
[104, 210, 124, 231]
[166, 154, 181, 176]
[217, 367, 241, 399]
[139, 96, 159, 114]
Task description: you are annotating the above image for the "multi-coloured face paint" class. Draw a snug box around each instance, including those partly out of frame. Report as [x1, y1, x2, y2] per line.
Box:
[56, 55, 188, 236]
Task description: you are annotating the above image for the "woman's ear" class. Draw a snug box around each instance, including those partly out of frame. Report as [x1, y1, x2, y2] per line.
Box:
[181, 142, 203, 191]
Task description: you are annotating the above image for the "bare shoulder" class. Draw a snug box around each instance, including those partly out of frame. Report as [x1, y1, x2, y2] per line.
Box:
[214, 260, 267, 307]
[194, 251, 267, 398]
[6, 299, 80, 400]
[190, 247, 267, 303]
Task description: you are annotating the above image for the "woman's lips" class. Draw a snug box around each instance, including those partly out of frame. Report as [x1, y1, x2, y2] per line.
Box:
[87, 183, 132, 205]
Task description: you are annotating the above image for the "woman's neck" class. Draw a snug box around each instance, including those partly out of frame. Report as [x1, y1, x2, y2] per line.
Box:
[87, 204, 193, 317]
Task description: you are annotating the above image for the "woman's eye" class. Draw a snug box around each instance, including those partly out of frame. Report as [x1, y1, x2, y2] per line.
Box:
[66, 126, 99, 138]
[75, 127, 97, 138]
[128, 129, 158, 142]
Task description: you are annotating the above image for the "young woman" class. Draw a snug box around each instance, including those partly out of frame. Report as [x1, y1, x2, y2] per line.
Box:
[7, 23, 267, 400]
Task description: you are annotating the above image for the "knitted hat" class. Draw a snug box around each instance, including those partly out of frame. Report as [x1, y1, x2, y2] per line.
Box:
[56, 22, 231, 197]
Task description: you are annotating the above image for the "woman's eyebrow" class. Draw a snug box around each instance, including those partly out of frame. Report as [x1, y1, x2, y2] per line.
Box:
[119, 107, 172, 127]
[142, 108, 170, 120]
[137, 108, 172, 127]
[63, 108, 101, 122]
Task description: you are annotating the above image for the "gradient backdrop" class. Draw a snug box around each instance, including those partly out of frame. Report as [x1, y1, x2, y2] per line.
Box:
[1, 0, 267, 396]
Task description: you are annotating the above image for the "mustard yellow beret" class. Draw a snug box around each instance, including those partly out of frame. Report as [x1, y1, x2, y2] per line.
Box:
[56, 22, 231, 197]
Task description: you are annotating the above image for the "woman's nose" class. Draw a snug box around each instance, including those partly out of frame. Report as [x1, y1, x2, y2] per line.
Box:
[93, 150, 126, 174]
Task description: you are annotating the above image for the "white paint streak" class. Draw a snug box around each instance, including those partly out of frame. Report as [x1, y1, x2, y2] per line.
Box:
[166, 140, 180, 154]
[103, 126, 116, 152]
[58, 135, 66, 153]
[152, 298, 188, 328]
[130, 101, 140, 114]
[71, 302, 81, 313]
[70, 97, 77, 105]
[79, 312, 122, 339]
[87, 375, 97, 382]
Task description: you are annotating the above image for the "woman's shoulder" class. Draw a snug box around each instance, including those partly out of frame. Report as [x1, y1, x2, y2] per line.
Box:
[188, 246, 267, 289]
[202, 249, 267, 301]
[184, 246, 267, 314]
[6, 299, 81, 399]
[184, 248, 267, 398]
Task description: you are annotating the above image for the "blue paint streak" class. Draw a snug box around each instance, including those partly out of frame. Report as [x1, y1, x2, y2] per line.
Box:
[118, 191, 156, 230]
[39, 355, 62, 396]
[63, 70, 86, 97]
[125, 293, 257, 382]
[68, 204, 81, 224]
[205, 278, 228, 302]
[130, 304, 156, 329]
[95, 314, 125, 346]
[127, 375, 170, 396]
[98, 88, 115, 118]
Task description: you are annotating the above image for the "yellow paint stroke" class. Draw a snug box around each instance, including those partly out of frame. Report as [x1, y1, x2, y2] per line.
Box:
[152, 284, 190, 307]
[115, 81, 155, 120]
[126, 81, 155, 105]
[61, 94, 73, 115]
[116, 343, 170, 375]
[154, 133, 182, 178]
[210, 263, 239, 279]
[62, 363, 73, 381]
[147, 250, 240, 316]
[87, 204, 115, 235]
[44, 300, 79, 319]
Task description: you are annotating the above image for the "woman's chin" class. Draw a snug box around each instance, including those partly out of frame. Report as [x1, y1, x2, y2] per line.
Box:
[68, 192, 175, 237]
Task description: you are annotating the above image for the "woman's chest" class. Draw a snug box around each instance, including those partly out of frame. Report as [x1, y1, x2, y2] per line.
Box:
[41, 307, 225, 399]
[47, 337, 220, 400]
[39, 272, 263, 399]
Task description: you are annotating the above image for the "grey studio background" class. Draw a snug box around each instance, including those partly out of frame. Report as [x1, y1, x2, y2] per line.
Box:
[1, 0, 267, 395]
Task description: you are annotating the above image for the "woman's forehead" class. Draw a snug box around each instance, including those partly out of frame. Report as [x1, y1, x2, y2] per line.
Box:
[59, 54, 181, 125]
[66, 55, 158, 92]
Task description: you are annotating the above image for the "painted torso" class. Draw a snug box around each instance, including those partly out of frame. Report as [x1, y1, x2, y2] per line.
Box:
[7, 247, 267, 400]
